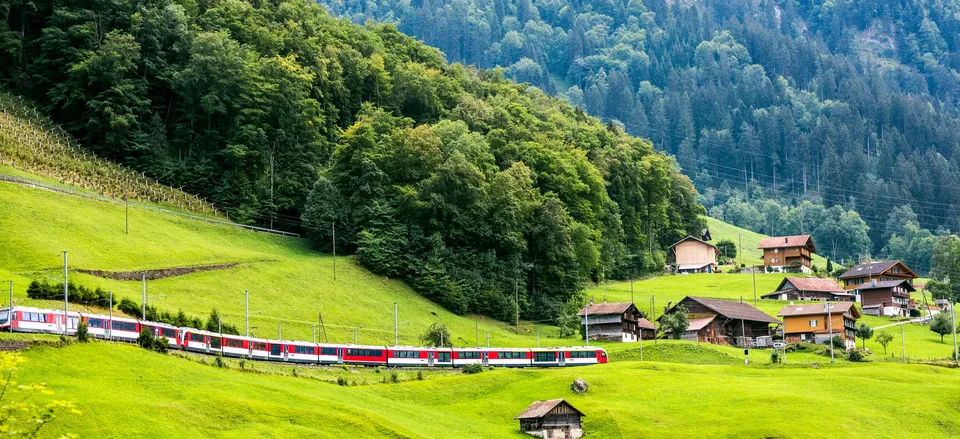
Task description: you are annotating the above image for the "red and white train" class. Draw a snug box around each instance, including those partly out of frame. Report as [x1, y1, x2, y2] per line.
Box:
[0, 306, 608, 367]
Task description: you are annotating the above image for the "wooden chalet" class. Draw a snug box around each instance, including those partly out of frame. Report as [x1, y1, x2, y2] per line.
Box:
[667, 236, 720, 274]
[853, 279, 916, 317]
[758, 235, 816, 271]
[658, 296, 781, 347]
[838, 260, 917, 290]
[578, 302, 648, 342]
[778, 302, 860, 349]
[761, 277, 854, 302]
[515, 399, 585, 439]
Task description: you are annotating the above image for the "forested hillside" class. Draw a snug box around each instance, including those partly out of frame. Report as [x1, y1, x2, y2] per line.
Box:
[0, 0, 703, 320]
[323, 0, 960, 267]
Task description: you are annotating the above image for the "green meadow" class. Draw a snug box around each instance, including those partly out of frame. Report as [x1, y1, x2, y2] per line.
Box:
[10, 340, 960, 438]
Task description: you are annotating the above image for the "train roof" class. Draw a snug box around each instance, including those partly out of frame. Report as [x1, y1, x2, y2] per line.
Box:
[10, 306, 81, 315]
[81, 312, 137, 323]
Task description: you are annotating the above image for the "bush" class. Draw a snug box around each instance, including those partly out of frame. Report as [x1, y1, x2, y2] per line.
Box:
[76, 321, 90, 342]
[214, 355, 225, 368]
[829, 335, 846, 349]
[390, 372, 399, 383]
[848, 350, 865, 362]
[337, 377, 349, 386]
[461, 363, 483, 374]
[770, 350, 780, 364]
[153, 336, 169, 354]
[416, 371, 424, 381]
[419, 322, 452, 347]
[137, 328, 154, 350]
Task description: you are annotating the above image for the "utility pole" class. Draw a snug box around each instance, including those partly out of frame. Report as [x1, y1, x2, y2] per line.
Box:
[584, 299, 590, 347]
[440, 330, 443, 348]
[278, 322, 282, 341]
[515, 279, 519, 335]
[312, 325, 317, 344]
[741, 296, 747, 365]
[536, 329, 540, 348]
[738, 234, 743, 269]
[394, 302, 399, 346]
[752, 268, 757, 307]
[826, 300, 834, 364]
[125, 196, 129, 235]
[319, 312, 327, 343]
[4, 281, 12, 333]
[952, 300, 958, 364]
[782, 323, 786, 365]
[651, 296, 657, 345]
[332, 221, 337, 281]
[486, 331, 490, 348]
[108, 291, 113, 340]
[218, 315, 222, 334]
[141, 271, 147, 320]
[245, 290, 249, 337]
[900, 322, 905, 364]
[62, 251, 68, 335]
[475, 322, 479, 348]
[353, 327, 357, 345]
[640, 329, 643, 361]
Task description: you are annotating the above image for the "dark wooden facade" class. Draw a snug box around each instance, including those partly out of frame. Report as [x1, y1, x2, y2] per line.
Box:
[515, 399, 585, 439]
[578, 302, 646, 342]
[758, 235, 816, 268]
[855, 280, 916, 317]
[839, 260, 918, 291]
[661, 296, 780, 346]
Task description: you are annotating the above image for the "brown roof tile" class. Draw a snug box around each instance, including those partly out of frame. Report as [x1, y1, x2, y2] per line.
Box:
[778, 302, 860, 318]
[778, 277, 844, 293]
[838, 260, 917, 279]
[758, 235, 815, 251]
[676, 296, 781, 324]
[577, 302, 634, 316]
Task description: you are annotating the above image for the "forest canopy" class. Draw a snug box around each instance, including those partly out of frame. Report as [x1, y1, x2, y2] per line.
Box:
[0, 0, 704, 320]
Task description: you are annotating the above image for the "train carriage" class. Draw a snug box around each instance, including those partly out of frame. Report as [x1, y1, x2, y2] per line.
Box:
[452, 349, 486, 367]
[342, 346, 388, 366]
[386, 347, 453, 367]
[267, 340, 320, 363]
[486, 348, 532, 367]
[181, 329, 221, 355]
[2, 307, 80, 335]
[79, 313, 140, 342]
[140, 320, 181, 347]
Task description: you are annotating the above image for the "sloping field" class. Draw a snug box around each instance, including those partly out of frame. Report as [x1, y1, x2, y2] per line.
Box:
[13, 341, 960, 438]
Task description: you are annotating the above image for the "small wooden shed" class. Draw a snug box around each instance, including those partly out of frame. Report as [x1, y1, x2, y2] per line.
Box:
[514, 399, 585, 439]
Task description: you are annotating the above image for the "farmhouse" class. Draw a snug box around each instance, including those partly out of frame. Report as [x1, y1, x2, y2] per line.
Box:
[778, 302, 860, 349]
[515, 399, 585, 439]
[667, 235, 720, 274]
[578, 302, 648, 342]
[659, 296, 780, 346]
[758, 235, 816, 272]
[838, 260, 918, 290]
[854, 279, 916, 317]
[761, 277, 854, 302]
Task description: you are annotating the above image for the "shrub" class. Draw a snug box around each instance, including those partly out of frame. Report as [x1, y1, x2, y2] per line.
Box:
[337, 377, 349, 386]
[137, 328, 155, 350]
[848, 350, 864, 362]
[153, 336, 169, 354]
[76, 321, 90, 342]
[416, 371, 424, 381]
[214, 355, 225, 368]
[390, 372, 400, 383]
[770, 350, 780, 364]
[829, 335, 846, 349]
[419, 322, 452, 347]
[461, 363, 483, 374]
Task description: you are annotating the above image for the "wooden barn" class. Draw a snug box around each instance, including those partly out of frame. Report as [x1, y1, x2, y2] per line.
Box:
[761, 277, 854, 302]
[578, 301, 649, 342]
[667, 236, 720, 274]
[758, 235, 816, 272]
[659, 296, 780, 347]
[515, 399, 585, 439]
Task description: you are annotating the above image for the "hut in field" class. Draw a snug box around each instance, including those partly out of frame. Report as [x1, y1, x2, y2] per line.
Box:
[514, 399, 585, 439]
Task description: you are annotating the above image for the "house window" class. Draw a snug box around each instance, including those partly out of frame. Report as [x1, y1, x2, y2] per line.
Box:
[809, 320, 818, 327]
[774, 249, 779, 254]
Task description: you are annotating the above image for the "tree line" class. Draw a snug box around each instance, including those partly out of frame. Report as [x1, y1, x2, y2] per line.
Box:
[323, 0, 960, 260]
[0, 0, 704, 321]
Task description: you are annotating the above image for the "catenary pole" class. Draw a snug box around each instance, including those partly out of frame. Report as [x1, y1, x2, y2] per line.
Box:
[515, 279, 519, 335]
[108, 291, 113, 340]
[332, 221, 337, 281]
[319, 312, 327, 343]
[63, 251, 68, 334]
[5, 281, 12, 333]
[900, 322, 905, 363]
[141, 271, 146, 320]
[741, 296, 747, 365]
[952, 300, 958, 363]
[394, 302, 398, 346]
[827, 300, 835, 363]
[245, 290, 249, 337]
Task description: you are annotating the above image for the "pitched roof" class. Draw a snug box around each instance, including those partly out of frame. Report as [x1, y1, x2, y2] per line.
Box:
[838, 260, 917, 280]
[758, 235, 815, 251]
[687, 315, 717, 331]
[854, 279, 916, 292]
[671, 296, 781, 324]
[515, 399, 584, 420]
[637, 318, 655, 330]
[577, 302, 634, 316]
[668, 235, 718, 251]
[678, 263, 715, 271]
[777, 277, 845, 293]
[778, 302, 860, 319]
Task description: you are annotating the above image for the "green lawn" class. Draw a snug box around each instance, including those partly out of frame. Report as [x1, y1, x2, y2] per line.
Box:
[12, 341, 960, 438]
[0, 179, 567, 347]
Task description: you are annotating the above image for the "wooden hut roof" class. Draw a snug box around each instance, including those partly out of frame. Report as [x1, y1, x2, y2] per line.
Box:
[757, 235, 815, 252]
[514, 399, 584, 420]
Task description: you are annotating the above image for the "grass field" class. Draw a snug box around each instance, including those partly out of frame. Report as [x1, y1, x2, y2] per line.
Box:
[10, 341, 960, 438]
[0, 176, 564, 347]
[705, 216, 830, 268]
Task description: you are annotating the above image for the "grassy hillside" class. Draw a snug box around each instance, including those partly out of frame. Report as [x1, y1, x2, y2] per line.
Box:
[705, 216, 829, 268]
[14, 341, 960, 438]
[0, 177, 562, 347]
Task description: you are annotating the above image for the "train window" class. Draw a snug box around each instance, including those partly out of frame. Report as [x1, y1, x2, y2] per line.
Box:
[436, 352, 451, 362]
[224, 338, 244, 348]
[87, 318, 104, 328]
[111, 320, 137, 332]
[0, 311, 7, 325]
[568, 351, 596, 358]
[251, 342, 267, 351]
[67, 318, 78, 329]
[270, 345, 282, 355]
[498, 351, 526, 359]
[293, 345, 315, 355]
[190, 333, 205, 343]
[534, 352, 555, 362]
[599, 350, 607, 357]
[23, 312, 46, 323]
[161, 328, 178, 338]
[458, 351, 480, 359]
[320, 347, 337, 356]
[394, 351, 419, 358]
[347, 349, 383, 357]
[210, 337, 221, 349]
